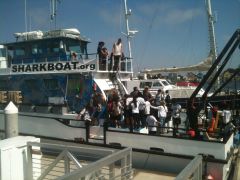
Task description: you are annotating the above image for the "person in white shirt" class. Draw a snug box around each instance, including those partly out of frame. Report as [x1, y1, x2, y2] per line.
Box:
[143, 98, 151, 128]
[137, 96, 146, 128]
[151, 101, 168, 134]
[112, 38, 123, 71]
[130, 96, 140, 129]
[171, 99, 181, 136]
[146, 115, 159, 135]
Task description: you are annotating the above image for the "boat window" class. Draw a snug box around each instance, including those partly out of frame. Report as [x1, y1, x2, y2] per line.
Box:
[153, 81, 162, 87]
[67, 79, 82, 94]
[31, 44, 38, 55]
[80, 41, 87, 55]
[47, 41, 60, 54]
[0, 48, 6, 57]
[15, 47, 25, 56]
[140, 82, 152, 88]
[60, 40, 64, 49]
[25, 79, 38, 90]
[0, 80, 7, 89]
[66, 40, 81, 53]
[162, 80, 170, 86]
[43, 79, 59, 90]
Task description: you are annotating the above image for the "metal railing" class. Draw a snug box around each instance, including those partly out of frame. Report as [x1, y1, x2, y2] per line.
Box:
[96, 55, 133, 73]
[27, 141, 133, 180]
[175, 155, 202, 180]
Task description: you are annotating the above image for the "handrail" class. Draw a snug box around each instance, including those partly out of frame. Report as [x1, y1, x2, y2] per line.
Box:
[175, 155, 202, 180]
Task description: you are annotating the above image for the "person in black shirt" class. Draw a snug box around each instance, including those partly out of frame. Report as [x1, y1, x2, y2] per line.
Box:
[97, 41, 108, 70]
[130, 86, 143, 98]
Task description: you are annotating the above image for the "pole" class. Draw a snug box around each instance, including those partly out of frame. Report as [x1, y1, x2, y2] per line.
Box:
[25, 0, 27, 32]
[123, 0, 131, 58]
[123, 0, 138, 76]
[4, 101, 19, 138]
[205, 0, 219, 87]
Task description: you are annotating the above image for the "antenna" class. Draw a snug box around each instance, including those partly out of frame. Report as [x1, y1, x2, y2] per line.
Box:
[50, 0, 61, 29]
[25, 0, 27, 32]
[123, 0, 138, 74]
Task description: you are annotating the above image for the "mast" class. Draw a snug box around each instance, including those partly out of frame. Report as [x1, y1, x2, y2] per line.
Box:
[123, 0, 138, 74]
[50, 0, 60, 30]
[24, 0, 27, 32]
[206, 0, 217, 61]
[205, 0, 219, 86]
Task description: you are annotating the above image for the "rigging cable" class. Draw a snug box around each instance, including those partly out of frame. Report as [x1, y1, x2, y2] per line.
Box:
[119, 0, 123, 35]
[138, 7, 159, 72]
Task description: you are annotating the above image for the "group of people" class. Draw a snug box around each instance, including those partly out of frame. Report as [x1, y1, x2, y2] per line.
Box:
[106, 86, 182, 135]
[78, 85, 182, 136]
[97, 38, 124, 71]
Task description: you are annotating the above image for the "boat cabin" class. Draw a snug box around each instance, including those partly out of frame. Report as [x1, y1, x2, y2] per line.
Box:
[0, 28, 133, 112]
[5, 29, 89, 66]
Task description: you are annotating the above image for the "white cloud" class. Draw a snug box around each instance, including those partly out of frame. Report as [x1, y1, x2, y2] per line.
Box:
[137, 2, 170, 17]
[163, 8, 203, 25]
[136, 2, 204, 27]
[29, 8, 49, 30]
[99, 9, 120, 26]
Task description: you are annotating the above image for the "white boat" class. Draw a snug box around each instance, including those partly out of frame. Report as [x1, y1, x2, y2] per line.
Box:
[0, 0, 239, 179]
[125, 78, 206, 98]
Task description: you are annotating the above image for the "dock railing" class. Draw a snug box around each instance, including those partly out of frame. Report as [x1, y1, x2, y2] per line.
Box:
[27, 141, 133, 180]
[175, 155, 202, 180]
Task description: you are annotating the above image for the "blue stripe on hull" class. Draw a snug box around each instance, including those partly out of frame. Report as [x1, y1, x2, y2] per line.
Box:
[0, 74, 94, 112]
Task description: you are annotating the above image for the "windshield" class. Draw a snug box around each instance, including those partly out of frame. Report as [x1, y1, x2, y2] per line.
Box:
[0, 48, 6, 57]
[162, 80, 170, 86]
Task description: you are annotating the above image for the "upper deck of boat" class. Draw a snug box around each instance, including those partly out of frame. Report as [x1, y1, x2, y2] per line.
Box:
[0, 28, 133, 80]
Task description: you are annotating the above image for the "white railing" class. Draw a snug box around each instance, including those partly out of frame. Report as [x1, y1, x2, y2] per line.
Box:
[97, 54, 132, 73]
[27, 142, 133, 180]
[175, 155, 202, 180]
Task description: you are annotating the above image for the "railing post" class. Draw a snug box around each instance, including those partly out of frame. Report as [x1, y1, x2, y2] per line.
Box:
[4, 101, 18, 138]
[96, 54, 99, 71]
[85, 121, 90, 143]
[125, 58, 127, 72]
[121, 156, 127, 180]
[112, 56, 115, 71]
[106, 57, 108, 71]
[126, 152, 132, 179]
[109, 163, 115, 179]
[64, 155, 70, 174]
[103, 121, 108, 145]
[26, 144, 33, 180]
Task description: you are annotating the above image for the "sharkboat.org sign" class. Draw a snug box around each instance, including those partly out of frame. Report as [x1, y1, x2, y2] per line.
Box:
[11, 61, 96, 73]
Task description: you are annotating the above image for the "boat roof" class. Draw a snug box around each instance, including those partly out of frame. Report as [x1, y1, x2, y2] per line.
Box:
[4, 28, 90, 46]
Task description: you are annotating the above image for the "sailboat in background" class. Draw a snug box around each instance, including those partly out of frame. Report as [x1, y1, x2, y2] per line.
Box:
[141, 0, 217, 74]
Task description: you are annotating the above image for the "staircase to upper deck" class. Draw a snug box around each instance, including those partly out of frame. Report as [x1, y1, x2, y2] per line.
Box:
[94, 56, 132, 99]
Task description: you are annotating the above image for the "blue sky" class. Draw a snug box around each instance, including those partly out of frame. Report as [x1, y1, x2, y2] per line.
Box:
[0, 0, 239, 72]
